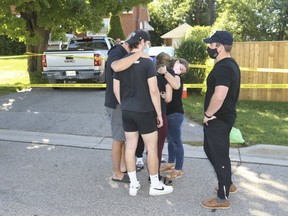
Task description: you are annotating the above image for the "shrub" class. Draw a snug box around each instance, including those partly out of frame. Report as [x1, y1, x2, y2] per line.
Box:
[175, 26, 210, 94]
[0, 35, 26, 55]
[107, 14, 126, 41]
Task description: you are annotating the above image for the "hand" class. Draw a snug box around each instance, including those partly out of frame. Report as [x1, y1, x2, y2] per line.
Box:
[157, 114, 163, 128]
[160, 91, 166, 99]
[173, 61, 182, 75]
[157, 66, 167, 75]
[203, 115, 216, 125]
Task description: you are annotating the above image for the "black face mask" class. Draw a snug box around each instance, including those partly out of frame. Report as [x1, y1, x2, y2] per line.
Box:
[207, 47, 219, 59]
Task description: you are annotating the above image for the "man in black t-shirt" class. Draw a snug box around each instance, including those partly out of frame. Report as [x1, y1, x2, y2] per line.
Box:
[201, 31, 241, 209]
[114, 30, 173, 197]
[104, 35, 150, 184]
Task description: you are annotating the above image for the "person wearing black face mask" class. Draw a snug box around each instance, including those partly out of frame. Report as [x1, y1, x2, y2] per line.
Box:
[207, 44, 220, 59]
[200, 31, 241, 210]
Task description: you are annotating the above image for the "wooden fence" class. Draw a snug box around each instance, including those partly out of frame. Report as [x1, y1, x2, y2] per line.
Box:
[231, 41, 288, 102]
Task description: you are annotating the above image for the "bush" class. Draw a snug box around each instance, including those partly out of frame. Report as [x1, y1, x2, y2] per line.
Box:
[107, 14, 126, 41]
[175, 26, 210, 94]
[0, 35, 26, 55]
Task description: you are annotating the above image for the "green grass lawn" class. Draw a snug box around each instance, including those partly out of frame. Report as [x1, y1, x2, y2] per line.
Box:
[183, 94, 288, 146]
[0, 58, 45, 95]
[1, 58, 287, 146]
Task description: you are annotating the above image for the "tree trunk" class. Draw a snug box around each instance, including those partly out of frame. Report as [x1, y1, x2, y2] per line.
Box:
[21, 11, 50, 74]
[26, 28, 50, 73]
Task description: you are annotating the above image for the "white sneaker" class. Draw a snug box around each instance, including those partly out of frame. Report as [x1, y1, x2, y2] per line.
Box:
[129, 182, 140, 196]
[149, 182, 173, 196]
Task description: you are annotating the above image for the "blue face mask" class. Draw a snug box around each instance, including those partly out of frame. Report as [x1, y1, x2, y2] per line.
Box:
[143, 42, 150, 54]
[143, 47, 150, 54]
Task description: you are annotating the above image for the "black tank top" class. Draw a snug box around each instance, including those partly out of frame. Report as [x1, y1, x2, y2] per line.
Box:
[166, 75, 184, 115]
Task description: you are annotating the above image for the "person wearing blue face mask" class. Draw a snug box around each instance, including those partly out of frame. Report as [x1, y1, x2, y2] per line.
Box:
[201, 31, 241, 209]
[113, 30, 174, 197]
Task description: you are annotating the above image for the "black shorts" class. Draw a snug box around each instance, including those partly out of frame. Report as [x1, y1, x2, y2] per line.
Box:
[122, 110, 157, 134]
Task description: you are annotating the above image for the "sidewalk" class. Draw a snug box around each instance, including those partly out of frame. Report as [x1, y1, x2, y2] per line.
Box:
[1, 129, 287, 167]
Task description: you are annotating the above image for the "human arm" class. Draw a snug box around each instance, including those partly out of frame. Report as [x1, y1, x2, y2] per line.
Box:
[164, 83, 173, 103]
[113, 78, 121, 104]
[158, 66, 180, 90]
[203, 85, 229, 125]
[111, 51, 150, 72]
[148, 76, 163, 128]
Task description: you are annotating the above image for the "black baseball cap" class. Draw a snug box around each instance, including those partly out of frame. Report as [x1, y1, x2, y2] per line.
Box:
[126, 30, 150, 44]
[203, 31, 233, 45]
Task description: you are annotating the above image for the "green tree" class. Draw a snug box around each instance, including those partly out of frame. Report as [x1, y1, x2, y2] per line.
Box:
[175, 26, 210, 94]
[0, 0, 152, 75]
[214, 0, 288, 41]
[148, 0, 215, 45]
[107, 14, 125, 40]
[148, 0, 186, 45]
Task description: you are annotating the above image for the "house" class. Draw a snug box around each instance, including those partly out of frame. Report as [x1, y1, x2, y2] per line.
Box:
[120, 6, 154, 38]
[87, 6, 154, 39]
[161, 23, 192, 48]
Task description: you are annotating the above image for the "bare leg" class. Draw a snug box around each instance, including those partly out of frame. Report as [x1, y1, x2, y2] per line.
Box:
[112, 140, 125, 180]
[120, 144, 127, 172]
[125, 132, 139, 172]
[142, 131, 158, 176]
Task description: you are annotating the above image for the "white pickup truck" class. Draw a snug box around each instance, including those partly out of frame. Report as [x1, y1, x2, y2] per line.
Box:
[42, 36, 115, 84]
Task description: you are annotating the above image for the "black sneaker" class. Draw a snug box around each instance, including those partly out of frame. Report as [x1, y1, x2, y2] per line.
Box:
[148, 175, 173, 186]
[136, 161, 144, 172]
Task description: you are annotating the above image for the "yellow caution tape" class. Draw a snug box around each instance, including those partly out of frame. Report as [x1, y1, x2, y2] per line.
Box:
[1, 54, 287, 72]
[0, 83, 107, 88]
[1, 83, 288, 89]
[188, 64, 288, 73]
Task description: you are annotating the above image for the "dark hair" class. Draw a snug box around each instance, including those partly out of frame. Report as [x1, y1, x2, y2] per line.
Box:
[170, 58, 189, 74]
[129, 41, 141, 50]
[224, 45, 232, 52]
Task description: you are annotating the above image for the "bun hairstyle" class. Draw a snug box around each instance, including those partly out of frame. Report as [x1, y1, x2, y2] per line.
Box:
[156, 52, 172, 70]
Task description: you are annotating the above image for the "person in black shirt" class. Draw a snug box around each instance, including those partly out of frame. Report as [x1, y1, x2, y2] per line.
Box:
[113, 30, 173, 197]
[104, 35, 149, 183]
[201, 31, 241, 209]
[160, 58, 189, 180]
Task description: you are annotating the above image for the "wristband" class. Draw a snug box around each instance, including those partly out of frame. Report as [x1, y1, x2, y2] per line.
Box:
[162, 71, 168, 77]
[204, 113, 212, 118]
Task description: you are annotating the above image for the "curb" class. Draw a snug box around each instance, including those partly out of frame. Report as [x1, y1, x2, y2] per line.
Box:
[1, 129, 287, 167]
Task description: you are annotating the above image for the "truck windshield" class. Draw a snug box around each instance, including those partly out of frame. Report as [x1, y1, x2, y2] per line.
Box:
[69, 38, 108, 50]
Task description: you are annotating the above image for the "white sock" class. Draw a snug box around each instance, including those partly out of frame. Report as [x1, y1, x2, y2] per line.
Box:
[128, 171, 138, 185]
[150, 174, 160, 187]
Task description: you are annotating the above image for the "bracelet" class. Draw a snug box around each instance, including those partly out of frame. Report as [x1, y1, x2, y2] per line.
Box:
[162, 71, 168, 77]
[204, 113, 212, 118]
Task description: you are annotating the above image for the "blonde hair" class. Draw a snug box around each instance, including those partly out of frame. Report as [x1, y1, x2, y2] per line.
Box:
[155, 52, 172, 70]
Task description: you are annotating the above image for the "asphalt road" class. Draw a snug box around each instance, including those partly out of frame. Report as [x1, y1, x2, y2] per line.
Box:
[0, 88, 203, 142]
[0, 88, 287, 216]
[1, 140, 288, 216]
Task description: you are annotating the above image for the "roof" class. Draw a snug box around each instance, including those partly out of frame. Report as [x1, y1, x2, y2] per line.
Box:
[161, 23, 192, 39]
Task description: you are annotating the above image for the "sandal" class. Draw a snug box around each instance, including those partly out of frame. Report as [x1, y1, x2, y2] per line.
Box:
[160, 163, 175, 173]
[161, 176, 173, 186]
[166, 170, 183, 180]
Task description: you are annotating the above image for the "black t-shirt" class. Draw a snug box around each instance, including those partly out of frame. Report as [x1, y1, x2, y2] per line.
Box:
[104, 45, 128, 109]
[114, 53, 157, 112]
[204, 58, 241, 124]
[166, 74, 184, 115]
[157, 68, 175, 114]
